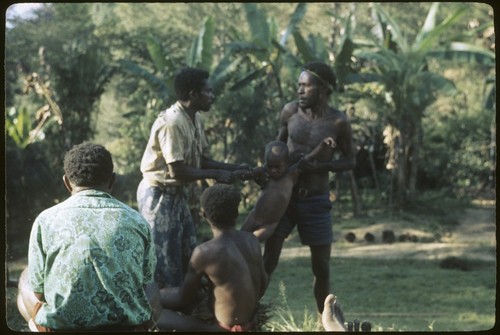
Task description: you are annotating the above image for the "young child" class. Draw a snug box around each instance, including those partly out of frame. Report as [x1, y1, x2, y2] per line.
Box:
[159, 184, 268, 332]
[241, 137, 335, 241]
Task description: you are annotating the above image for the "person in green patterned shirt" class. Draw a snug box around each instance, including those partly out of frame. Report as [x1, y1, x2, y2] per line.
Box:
[17, 143, 159, 331]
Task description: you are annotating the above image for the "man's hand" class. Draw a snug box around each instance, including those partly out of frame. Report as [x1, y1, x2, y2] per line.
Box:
[232, 169, 254, 181]
[252, 167, 269, 188]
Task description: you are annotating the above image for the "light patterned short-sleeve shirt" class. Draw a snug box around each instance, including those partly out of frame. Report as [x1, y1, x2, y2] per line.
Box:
[140, 101, 208, 186]
[28, 190, 156, 330]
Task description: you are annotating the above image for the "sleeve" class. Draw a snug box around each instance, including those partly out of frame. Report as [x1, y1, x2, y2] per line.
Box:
[27, 216, 46, 293]
[157, 121, 187, 164]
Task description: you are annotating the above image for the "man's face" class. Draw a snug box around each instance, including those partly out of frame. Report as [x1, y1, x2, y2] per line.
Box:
[297, 71, 322, 109]
[193, 80, 215, 112]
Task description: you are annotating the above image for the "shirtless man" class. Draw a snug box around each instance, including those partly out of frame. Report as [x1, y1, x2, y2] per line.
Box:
[159, 183, 268, 332]
[263, 61, 356, 314]
[241, 137, 335, 241]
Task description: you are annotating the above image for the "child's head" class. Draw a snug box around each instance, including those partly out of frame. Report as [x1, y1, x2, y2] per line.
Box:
[264, 141, 289, 180]
[200, 184, 241, 229]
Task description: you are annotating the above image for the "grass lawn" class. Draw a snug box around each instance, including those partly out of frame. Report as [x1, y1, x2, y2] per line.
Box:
[260, 247, 496, 331]
[5, 196, 496, 332]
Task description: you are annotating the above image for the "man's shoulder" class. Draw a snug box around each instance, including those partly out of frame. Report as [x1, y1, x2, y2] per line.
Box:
[324, 107, 348, 122]
[282, 101, 299, 114]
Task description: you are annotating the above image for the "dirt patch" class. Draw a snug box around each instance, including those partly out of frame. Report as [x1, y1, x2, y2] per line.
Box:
[7, 204, 496, 279]
[280, 204, 496, 262]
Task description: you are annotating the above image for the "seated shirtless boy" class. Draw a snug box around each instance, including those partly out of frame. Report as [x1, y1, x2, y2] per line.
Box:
[159, 183, 268, 332]
[241, 137, 335, 241]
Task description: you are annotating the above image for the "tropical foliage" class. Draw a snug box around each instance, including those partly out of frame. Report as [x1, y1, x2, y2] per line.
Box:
[5, 3, 495, 258]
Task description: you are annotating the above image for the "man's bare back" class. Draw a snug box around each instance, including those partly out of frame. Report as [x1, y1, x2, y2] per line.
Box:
[193, 230, 265, 326]
[160, 184, 267, 331]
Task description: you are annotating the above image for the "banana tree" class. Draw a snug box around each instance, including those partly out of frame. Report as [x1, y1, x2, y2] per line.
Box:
[226, 3, 307, 105]
[117, 16, 243, 107]
[353, 2, 495, 208]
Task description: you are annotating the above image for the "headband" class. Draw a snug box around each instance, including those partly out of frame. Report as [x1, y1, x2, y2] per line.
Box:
[304, 69, 335, 91]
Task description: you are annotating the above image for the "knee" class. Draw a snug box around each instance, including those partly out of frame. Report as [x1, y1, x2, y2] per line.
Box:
[17, 268, 39, 322]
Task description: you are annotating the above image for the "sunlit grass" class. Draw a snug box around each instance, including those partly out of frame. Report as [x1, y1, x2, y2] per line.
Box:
[260, 254, 495, 332]
[263, 281, 322, 332]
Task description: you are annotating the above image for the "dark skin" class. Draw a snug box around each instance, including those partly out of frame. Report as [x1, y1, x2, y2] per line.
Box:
[168, 79, 247, 184]
[264, 70, 356, 313]
[241, 138, 335, 241]
[160, 209, 268, 330]
[22, 173, 224, 330]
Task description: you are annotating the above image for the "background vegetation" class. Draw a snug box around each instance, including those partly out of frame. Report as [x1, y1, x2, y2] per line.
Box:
[4, 2, 495, 332]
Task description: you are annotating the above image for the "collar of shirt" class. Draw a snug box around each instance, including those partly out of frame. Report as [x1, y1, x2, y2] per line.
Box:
[72, 189, 113, 198]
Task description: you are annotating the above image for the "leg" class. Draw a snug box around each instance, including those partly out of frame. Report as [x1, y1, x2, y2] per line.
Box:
[310, 243, 331, 313]
[263, 234, 285, 277]
[322, 294, 346, 331]
[17, 267, 40, 323]
[138, 182, 192, 287]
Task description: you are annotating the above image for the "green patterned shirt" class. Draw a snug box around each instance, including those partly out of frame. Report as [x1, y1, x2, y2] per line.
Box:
[27, 189, 156, 330]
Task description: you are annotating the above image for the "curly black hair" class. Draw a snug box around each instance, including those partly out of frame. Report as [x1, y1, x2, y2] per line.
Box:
[200, 184, 241, 229]
[265, 140, 289, 163]
[63, 142, 114, 187]
[174, 67, 210, 101]
[303, 61, 337, 94]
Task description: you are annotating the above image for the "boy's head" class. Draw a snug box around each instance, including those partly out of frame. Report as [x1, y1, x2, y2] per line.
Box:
[63, 142, 114, 188]
[200, 184, 241, 229]
[264, 141, 289, 180]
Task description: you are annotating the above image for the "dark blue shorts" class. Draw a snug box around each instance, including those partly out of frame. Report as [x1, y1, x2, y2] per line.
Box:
[273, 192, 333, 246]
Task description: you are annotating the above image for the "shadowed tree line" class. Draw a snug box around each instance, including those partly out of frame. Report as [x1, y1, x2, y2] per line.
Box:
[5, 3, 495, 260]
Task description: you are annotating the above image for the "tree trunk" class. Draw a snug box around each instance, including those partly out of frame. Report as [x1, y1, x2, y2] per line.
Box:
[396, 140, 407, 209]
[408, 123, 422, 202]
[349, 170, 362, 217]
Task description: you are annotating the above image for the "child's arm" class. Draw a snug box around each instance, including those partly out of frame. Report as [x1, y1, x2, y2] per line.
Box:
[304, 137, 336, 161]
[296, 137, 336, 172]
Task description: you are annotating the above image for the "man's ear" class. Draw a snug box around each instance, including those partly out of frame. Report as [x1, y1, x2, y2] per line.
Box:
[63, 175, 73, 193]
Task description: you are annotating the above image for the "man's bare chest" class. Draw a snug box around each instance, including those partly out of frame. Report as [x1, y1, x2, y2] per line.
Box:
[288, 114, 338, 147]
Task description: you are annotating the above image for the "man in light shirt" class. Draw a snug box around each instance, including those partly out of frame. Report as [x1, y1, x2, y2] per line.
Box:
[137, 67, 250, 289]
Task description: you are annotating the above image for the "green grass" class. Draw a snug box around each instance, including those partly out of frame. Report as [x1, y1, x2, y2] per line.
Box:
[261, 252, 496, 331]
[6, 193, 495, 332]
[8, 254, 494, 332]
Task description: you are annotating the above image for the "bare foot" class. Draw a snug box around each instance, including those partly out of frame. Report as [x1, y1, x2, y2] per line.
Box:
[322, 294, 347, 331]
